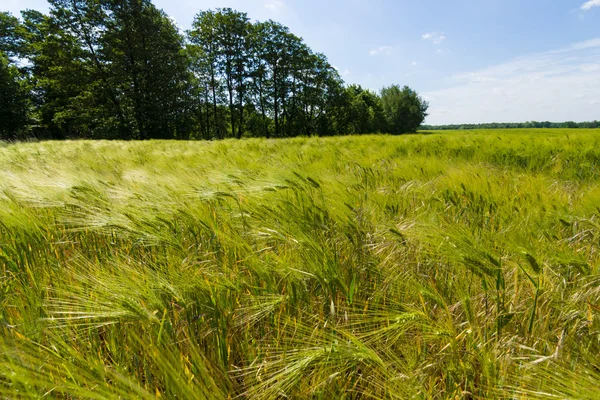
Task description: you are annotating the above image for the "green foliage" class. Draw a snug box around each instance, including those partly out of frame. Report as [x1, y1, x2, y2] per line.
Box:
[19, 9, 96, 139]
[380, 84, 429, 134]
[0, 52, 29, 139]
[11, 2, 415, 140]
[188, 14, 345, 139]
[0, 12, 30, 139]
[100, 0, 194, 139]
[340, 84, 387, 134]
[188, 9, 247, 140]
[423, 120, 600, 130]
[0, 12, 26, 59]
[14, 0, 194, 139]
[1, 129, 599, 398]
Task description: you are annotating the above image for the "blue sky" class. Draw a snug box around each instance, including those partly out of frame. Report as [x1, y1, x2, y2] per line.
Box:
[3, 0, 600, 124]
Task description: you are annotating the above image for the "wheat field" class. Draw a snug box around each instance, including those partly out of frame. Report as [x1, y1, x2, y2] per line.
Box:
[1, 129, 599, 398]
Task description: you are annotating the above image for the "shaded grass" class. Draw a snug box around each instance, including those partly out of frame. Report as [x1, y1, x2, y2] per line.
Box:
[0, 129, 599, 398]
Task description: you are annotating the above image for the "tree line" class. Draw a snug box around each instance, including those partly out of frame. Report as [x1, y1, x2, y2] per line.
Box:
[421, 121, 600, 131]
[0, 1, 428, 141]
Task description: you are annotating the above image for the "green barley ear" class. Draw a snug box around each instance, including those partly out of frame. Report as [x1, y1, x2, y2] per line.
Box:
[523, 252, 542, 274]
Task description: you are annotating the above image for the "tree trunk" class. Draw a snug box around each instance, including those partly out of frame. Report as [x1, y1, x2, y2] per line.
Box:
[210, 65, 220, 139]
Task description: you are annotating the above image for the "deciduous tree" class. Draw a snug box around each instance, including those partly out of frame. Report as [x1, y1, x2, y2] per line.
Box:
[380, 84, 428, 134]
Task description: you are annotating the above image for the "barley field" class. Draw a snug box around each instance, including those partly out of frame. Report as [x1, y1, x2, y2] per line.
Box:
[1, 129, 599, 399]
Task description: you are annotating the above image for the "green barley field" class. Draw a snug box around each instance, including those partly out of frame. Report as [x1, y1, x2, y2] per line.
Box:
[1, 129, 600, 399]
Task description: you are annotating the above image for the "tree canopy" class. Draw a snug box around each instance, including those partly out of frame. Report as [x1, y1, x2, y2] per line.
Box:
[380, 85, 429, 134]
[0, 52, 28, 138]
[0, 12, 29, 138]
[0, 2, 432, 140]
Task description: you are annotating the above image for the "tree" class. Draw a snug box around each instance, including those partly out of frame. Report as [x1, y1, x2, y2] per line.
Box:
[250, 21, 343, 138]
[302, 52, 345, 137]
[342, 84, 386, 134]
[213, 8, 251, 139]
[189, 10, 227, 139]
[246, 22, 271, 137]
[25, 0, 195, 139]
[19, 9, 99, 139]
[0, 53, 28, 139]
[380, 84, 428, 134]
[253, 21, 290, 138]
[6, 4, 441, 140]
[0, 12, 25, 60]
[45, 0, 132, 138]
[0, 12, 29, 139]
[101, 0, 194, 139]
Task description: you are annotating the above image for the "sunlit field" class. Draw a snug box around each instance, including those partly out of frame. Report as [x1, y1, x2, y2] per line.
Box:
[1, 129, 599, 399]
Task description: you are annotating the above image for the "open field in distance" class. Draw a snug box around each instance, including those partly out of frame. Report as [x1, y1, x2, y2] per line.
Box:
[1, 129, 599, 398]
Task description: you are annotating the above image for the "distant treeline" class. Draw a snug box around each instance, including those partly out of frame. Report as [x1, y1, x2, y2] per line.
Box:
[0, 1, 428, 141]
[421, 121, 600, 131]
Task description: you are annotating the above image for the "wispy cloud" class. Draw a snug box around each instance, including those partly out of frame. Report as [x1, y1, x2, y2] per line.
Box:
[581, 0, 600, 10]
[333, 65, 351, 77]
[423, 38, 600, 124]
[558, 38, 600, 51]
[265, 0, 284, 11]
[369, 46, 393, 56]
[422, 32, 446, 45]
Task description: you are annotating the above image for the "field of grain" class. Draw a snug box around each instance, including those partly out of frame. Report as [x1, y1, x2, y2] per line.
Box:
[1, 129, 599, 399]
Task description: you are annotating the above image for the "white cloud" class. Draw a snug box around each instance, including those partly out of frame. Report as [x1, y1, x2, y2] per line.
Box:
[560, 38, 600, 51]
[423, 38, 600, 125]
[369, 46, 393, 56]
[411, 61, 418, 66]
[333, 66, 351, 76]
[422, 32, 446, 45]
[581, 0, 600, 10]
[265, 0, 284, 11]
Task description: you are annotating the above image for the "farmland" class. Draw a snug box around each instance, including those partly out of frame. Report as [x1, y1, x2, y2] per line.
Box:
[1, 129, 599, 398]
